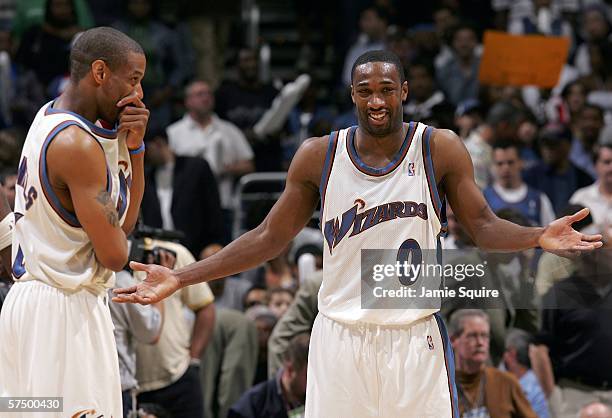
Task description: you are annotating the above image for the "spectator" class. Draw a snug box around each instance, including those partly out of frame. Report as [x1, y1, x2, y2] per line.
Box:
[201, 308, 259, 418]
[136, 403, 172, 418]
[524, 123, 593, 215]
[246, 305, 278, 385]
[0, 167, 15, 210]
[135, 240, 216, 418]
[484, 141, 556, 226]
[450, 309, 537, 417]
[575, 5, 612, 76]
[403, 58, 454, 129]
[12, 0, 93, 40]
[457, 99, 492, 188]
[109, 269, 164, 417]
[341, 6, 388, 88]
[540, 226, 612, 418]
[555, 79, 588, 126]
[436, 23, 481, 106]
[503, 329, 550, 418]
[570, 103, 605, 179]
[244, 285, 268, 310]
[509, 0, 573, 40]
[215, 48, 281, 172]
[140, 130, 224, 257]
[112, 0, 190, 133]
[167, 80, 254, 213]
[570, 143, 612, 224]
[228, 333, 310, 418]
[267, 288, 295, 319]
[580, 402, 612, 418]
[15, 0, 83, 93]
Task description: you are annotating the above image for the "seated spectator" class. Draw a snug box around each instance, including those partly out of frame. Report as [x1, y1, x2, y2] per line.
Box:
[268, 271, 322, 378]
[435, 23, 481, 106]
[246, 305, 278, 385]
[109, 269, 164, 417]
[484, 141, 555, 226]
[570, 104, 605, 179]
[229, 333, 310, 418]
[503, 328, 550, 418]
[267, 288, 294, 319]
[539, 226, 612, 418]
[403, 58, 454, 129]
[12, 0, 93, 40]
[141, 130, 225, 257]
[244, 285, 268, 310]
[15, 0, 84, 93]
[341, 6, 388, 88]
[574, 5, 612, 77]
[570, 144, 612, 224]
[201, 308, 259, 418]
[454, 99, 484, 140]
[524, 123, 593, 215]
[0, 167, 16, 210]
[579, 402, 612, 418]
[112, 0, 190, 133]
[508, 0, 573, 41]
[457, 100, 491, 188]
[450, 309, 537, 417]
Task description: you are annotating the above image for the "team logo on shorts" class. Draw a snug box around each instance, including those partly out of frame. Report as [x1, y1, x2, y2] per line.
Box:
[407, 162, 415, 176]
[427, 335, 434, 350]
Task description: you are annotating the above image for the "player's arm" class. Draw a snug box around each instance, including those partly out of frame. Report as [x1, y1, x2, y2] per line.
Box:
[116, 94, 149, 236]
[432, 129, 601, 252]
[47, 126, 129, 271]
[113, 136, 328, 304]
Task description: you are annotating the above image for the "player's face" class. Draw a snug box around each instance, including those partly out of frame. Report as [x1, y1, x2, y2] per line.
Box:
[351, 62, 408, 138]
[98, 52, 146, 124]
[454, 317, 490, 365]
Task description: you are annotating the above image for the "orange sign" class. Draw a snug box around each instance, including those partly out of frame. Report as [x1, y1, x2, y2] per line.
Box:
[478, 31, 570, 88]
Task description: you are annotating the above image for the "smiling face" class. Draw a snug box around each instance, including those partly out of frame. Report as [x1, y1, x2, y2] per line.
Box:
[351, 61, 408, 138]
[94, 51, 146, 124]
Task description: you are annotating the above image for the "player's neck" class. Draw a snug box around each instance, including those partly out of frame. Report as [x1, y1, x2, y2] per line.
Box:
[54, 85, 99, 125]
[355, 123, 406, 162]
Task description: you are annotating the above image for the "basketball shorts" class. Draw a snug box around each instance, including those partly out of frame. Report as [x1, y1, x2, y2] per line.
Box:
[0, 280, 122, 418]
[305, 312, 459, 418]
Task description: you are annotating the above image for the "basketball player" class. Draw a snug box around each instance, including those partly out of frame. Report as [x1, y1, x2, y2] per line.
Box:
[0, 27, 149, 417]
[114, 50, 601, 417]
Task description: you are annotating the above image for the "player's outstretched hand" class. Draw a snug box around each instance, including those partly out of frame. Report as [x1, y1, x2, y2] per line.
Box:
[538, 208, 603, 256]
[112, 261, 181, 305]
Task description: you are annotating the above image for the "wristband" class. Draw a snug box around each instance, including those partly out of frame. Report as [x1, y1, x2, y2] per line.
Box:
[128, 142, 145, 155]
[0, 212, 14, 251]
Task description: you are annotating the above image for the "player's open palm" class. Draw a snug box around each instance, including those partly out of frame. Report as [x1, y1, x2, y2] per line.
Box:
[538, 208, 603, 255]
[112, 261, 181, 305]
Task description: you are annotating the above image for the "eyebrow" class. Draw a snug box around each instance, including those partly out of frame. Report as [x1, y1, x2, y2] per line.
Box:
[356, 79, 396, 87]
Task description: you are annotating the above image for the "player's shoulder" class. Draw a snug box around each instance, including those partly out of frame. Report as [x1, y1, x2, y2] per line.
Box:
[49, 124, 103, 157]
[430, 127, 462, 147]
[46, 125, 107, 178]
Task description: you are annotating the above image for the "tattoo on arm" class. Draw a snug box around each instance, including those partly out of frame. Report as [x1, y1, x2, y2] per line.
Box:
[96, 190, 119, 227]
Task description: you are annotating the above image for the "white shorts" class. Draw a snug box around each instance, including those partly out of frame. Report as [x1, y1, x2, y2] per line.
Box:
[305, 313, 459, 418]
[0, 280, 122, 418]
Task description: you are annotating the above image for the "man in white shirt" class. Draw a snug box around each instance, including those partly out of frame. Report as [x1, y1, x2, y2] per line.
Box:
[570, 144, 612, 224]
[484, 141, 556, 226]
[167, 80, 254, 208]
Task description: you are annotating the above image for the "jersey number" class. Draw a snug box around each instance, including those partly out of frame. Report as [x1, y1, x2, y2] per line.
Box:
[397, 239, 422, 285]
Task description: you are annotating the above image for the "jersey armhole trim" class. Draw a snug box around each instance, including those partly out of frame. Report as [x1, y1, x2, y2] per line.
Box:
[39, 121, 112, 228]
[319, 131, 339, 216]
[422, 126, 448, 235]
[45, 100, 118, 139]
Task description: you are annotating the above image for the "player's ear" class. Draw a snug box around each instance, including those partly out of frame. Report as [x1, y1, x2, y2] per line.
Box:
[401, 80, 408, 102]
[350, 85, 355, 104]
[91, 59, 108, 85]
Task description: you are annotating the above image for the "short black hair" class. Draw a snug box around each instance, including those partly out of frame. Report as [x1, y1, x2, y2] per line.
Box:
[70, 27, 144, 82]
[487, 101, 523, 127]
[351, 50, 406, 85]
[408, 57, 435, 79]
[283, 333, 310, 370]
[492, 139, 521, 156]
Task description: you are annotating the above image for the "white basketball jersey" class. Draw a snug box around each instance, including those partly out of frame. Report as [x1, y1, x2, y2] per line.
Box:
[11, 101, 132, 294]
[319, 122, 446, 325]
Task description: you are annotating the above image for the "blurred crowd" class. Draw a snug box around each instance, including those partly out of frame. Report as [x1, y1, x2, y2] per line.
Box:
[1, 0, 612, 417]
